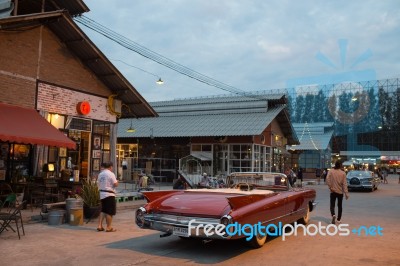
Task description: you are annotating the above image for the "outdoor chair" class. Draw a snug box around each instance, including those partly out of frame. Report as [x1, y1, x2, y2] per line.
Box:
[0, 183, 14, 203]
[0, 200, 26, 239]
[29, 183, 46, 211]
[0, 193, 17, 213]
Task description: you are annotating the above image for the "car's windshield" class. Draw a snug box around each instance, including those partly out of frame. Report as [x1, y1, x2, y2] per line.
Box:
[347, 170, 372, 178]
[227, 172, 290, 191]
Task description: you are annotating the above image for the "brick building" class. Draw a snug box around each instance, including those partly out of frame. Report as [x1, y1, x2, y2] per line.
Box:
[0, 1, 156, 183]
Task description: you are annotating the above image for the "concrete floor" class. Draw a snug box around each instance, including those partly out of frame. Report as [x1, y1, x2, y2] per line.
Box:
[1, 176, 399, 266]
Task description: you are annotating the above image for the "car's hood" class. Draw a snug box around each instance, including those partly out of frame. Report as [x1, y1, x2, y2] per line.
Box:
[142, 189, 275, 217]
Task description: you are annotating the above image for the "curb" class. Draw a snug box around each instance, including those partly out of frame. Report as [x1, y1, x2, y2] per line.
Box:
[26, 199, 147, 224]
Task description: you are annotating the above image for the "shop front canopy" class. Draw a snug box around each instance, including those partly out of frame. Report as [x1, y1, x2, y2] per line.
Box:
[0, 102, 76, 149]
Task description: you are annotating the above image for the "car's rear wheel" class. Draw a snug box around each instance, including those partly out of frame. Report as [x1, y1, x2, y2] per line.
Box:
[248, 232, 267, 248]
[298, 204, 310, 224]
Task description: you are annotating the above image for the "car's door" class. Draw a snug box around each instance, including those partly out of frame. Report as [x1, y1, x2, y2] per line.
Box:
[285, 191, 305, 222]
[263, 194, 288, 226]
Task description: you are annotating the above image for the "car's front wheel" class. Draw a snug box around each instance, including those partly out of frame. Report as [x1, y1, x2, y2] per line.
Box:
[298, 204, 310, 224]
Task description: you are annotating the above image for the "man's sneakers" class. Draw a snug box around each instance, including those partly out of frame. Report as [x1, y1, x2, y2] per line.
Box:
[336, 220, 341, 225]
[331, 215, 336, 224]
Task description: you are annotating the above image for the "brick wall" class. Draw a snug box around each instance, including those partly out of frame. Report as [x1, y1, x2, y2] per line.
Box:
[0, 25, 112, 111]
[37, 82, 116, 122]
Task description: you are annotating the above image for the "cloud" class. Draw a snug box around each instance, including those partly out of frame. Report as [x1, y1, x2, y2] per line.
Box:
[82, 0, 400, 101]
[257, 40, 292, 60]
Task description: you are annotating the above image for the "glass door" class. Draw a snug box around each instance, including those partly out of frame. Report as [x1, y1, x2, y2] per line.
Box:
[214, 144, 228, 176]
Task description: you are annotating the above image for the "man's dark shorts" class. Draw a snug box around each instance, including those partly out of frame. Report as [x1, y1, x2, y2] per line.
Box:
[101, 196, 116, 216]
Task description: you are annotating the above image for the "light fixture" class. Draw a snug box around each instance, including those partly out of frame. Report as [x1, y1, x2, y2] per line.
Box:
[156, 78, 164, 85]
[110, 59, 164, 85]
[43, 163, 55, 172]
[126, 119, 136, 133]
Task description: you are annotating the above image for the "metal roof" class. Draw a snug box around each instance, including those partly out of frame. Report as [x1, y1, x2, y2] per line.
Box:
[119, 105, 285, 138]
[0, 11, 157, 118]
[287, 122, 334, 150]
[153, 94, 285, 116]
[188, 152, 212, 161]
[14, 0, 89, 17]
[153, 93, 286, 108]
[118, 94, 299, 145]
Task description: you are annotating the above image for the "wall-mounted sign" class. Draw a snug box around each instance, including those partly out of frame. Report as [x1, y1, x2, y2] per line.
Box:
[76, 101, 91, 115]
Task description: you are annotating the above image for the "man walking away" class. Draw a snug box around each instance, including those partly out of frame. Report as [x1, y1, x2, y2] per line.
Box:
[326, 161, 349, 224]
[297, 168, 303, 187]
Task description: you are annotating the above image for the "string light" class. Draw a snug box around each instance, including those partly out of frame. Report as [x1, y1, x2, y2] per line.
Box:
[111, 59, 163, 85]
[74, 16, 254, 97]
[292, 122, 319, 150]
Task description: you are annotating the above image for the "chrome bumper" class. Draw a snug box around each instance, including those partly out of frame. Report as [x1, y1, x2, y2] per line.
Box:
[348, 184, 373, 189]
[144, 220, 231, 239]
[136, 208, 232, 239]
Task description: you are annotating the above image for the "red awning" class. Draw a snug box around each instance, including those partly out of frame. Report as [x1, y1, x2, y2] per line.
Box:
[0, 102, 76, 149]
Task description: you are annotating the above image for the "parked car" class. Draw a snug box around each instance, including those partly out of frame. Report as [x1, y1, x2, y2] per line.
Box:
[347, 170, 380, 192]
[135, 172, 317, 248]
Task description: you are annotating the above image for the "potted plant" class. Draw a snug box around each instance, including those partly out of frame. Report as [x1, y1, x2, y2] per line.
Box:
[80, 178, 101, 219]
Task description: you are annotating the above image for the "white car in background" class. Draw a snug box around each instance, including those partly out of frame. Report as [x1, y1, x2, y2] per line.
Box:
[347, 170, 380, 192]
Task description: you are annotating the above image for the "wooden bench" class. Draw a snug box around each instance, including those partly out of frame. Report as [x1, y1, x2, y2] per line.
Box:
[41, 201, 66, 213]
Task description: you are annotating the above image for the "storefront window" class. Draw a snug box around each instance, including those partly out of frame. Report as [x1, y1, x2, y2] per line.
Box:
[0, 143, 32, 182]
[229, 144, 252, 173]
[0, 143, 9, 181]
[91, 121, 112, 177]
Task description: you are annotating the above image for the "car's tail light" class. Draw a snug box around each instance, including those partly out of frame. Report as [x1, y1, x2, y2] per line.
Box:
[220, 215, 233, 237]
[220, 215, 233, 226]
[136, 207, 147, 228]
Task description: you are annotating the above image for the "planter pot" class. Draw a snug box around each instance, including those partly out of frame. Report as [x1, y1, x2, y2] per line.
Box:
[83, 204, 101, 219]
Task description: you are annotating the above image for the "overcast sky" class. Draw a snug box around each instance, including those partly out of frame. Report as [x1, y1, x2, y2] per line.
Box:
[81, 0, 400, 102]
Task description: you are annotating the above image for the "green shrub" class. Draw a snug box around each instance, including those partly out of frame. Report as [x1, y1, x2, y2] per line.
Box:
[81, 179, 100, 207]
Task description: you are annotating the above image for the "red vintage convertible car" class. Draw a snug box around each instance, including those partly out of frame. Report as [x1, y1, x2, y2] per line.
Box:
[135, 172, 317, 248]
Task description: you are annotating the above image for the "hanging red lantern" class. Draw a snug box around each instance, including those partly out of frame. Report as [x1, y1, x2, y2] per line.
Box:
[77, 101, 91, 115]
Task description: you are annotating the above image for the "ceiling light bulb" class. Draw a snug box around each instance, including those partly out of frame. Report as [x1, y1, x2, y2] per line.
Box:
[156, 78, 164, 85]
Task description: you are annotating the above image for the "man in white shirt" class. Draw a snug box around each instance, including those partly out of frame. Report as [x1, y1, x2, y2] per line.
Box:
[97, 161, 118, 232]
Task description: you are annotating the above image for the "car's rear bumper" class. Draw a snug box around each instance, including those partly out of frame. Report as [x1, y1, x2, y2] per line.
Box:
[143, 219, 232, 239]
[136, 209, 232, 239]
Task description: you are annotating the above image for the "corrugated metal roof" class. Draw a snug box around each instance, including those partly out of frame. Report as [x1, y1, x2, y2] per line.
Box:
[118, 94, 299, 144]
[189, 152, 212, 161]
[153, 94, 285, 116]
[0, 11, 157, 118]
[292, 122, 334, 128]
[14, 0, 89, 17]
[119, 105, 285, 138]
[153, 94, 285, 107]
[287, 130, 333, 150]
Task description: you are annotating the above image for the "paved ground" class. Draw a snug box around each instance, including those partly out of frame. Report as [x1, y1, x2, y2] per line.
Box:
[1, 176, 399, 266]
